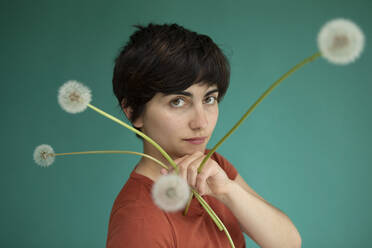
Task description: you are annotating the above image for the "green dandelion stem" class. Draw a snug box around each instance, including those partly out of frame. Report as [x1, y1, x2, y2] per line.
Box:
[192, 190, 235, 248]
[87, 104, 178, 173]
[183, 191, 194, 216]
[54, 148, 233, 246]
[54, 150, 169, 170]
[85, 104, 227, 233]
[197, 51, 321, 174]
[56, 149, 232, 246]
[191, 190, 223, 231]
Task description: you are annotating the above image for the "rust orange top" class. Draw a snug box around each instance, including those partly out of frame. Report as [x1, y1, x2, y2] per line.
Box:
[107, 151, 246, 247]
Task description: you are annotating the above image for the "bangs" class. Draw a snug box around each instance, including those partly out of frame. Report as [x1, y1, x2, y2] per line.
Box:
[112, 23, 230, 140]
[150, 36, 230, 101]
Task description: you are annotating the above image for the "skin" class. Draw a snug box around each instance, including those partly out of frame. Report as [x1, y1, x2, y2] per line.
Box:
[124, 83, 219, 182]
[123, 82, 302, 248]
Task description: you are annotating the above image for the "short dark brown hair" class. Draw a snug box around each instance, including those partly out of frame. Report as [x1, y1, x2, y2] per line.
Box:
[112, 23, 230, 139]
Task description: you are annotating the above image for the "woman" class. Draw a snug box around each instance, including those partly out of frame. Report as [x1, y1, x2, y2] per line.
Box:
[107, 23, 301, 248]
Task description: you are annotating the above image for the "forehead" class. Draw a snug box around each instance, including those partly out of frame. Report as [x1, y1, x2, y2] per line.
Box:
[147, 82, 219, 105]
[163, 83, 218, 97]
[186, 83, 218, 91]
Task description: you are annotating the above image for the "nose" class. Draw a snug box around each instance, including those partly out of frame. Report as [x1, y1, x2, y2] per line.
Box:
[189, 104, 208, 130]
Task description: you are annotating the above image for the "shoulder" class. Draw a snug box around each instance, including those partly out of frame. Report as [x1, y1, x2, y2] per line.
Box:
[109, 175, 164, 221]
[107, 204, 176, 247]
[107, 180, 176, 247]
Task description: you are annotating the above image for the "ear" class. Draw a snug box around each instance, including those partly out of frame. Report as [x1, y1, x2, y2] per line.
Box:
[121, 99, 144, 128]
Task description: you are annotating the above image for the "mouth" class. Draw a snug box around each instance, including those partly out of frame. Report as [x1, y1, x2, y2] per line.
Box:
[183, 136, 207, 145]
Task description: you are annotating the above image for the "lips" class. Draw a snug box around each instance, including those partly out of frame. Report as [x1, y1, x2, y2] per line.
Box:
[183, 137, 207, 145]
[184, 136, 207, 141]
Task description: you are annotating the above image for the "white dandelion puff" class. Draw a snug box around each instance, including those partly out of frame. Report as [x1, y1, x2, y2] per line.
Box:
[318, 18, 365, 65]
[33, 144, 55, 167]
[58, 80, 92, 113]
[152, 174, 190, 212]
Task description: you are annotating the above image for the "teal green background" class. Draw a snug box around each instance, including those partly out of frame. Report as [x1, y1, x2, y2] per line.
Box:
[1, 0, 371, 247]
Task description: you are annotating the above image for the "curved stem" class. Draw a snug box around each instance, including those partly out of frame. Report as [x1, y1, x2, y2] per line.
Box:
[87, 104, 178, 174]
[191, 190, 223, 231]
[53, 148, 233, 246]
[54, 150, 169, 170]
[197, 52, 321, 173]
[192, 190, 235, 248]
[183, 191, 193, 216]
[183, 52, 321, 217]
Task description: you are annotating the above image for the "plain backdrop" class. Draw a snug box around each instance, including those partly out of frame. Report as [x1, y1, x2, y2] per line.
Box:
[1, 0, 371, 247]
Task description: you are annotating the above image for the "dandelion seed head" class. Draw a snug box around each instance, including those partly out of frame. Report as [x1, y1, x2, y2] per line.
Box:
[152, 174, 190, 212]
[318, 18, 365, 65]
[33, 144, 55, 167]
[58, 80, 92, 113]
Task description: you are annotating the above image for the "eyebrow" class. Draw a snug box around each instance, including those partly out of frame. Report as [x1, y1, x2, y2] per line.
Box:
[168, 88, 219, 98]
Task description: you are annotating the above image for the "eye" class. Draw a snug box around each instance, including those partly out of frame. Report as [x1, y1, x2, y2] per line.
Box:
[204, 96, 217, 105]
[170, 97, 186, 107]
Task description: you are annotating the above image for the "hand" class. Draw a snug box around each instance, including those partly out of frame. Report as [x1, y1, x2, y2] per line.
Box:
[161, 151, 232, 198]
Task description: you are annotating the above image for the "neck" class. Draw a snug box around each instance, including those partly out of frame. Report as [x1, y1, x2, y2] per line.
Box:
[134, 145, 175, 182]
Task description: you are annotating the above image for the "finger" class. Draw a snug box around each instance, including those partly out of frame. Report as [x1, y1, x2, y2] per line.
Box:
[174, 155, 188, 166]
[196, 169, 211, 195]
[171, 155, 189, 176]
[195, 158, 217, 195]
[187, 155, 205, 188]
[177, 152, 204, 181]
[164, 156, 188, 175]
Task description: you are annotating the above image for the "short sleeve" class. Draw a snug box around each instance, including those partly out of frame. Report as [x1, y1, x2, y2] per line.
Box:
[106, 204, 176, 248]
[209, 151, 238, 180]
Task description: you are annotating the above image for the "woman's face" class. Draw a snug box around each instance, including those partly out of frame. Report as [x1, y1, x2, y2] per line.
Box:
[134, 83, 219, 159]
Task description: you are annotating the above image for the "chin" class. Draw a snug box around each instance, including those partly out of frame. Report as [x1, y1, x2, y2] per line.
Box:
[187, 146, 206, 155]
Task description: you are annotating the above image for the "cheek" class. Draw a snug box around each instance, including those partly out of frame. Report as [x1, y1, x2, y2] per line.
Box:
[169, 115, 189, 139]
[147, 111, 183, 137]
[209, 106, 219, 128]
